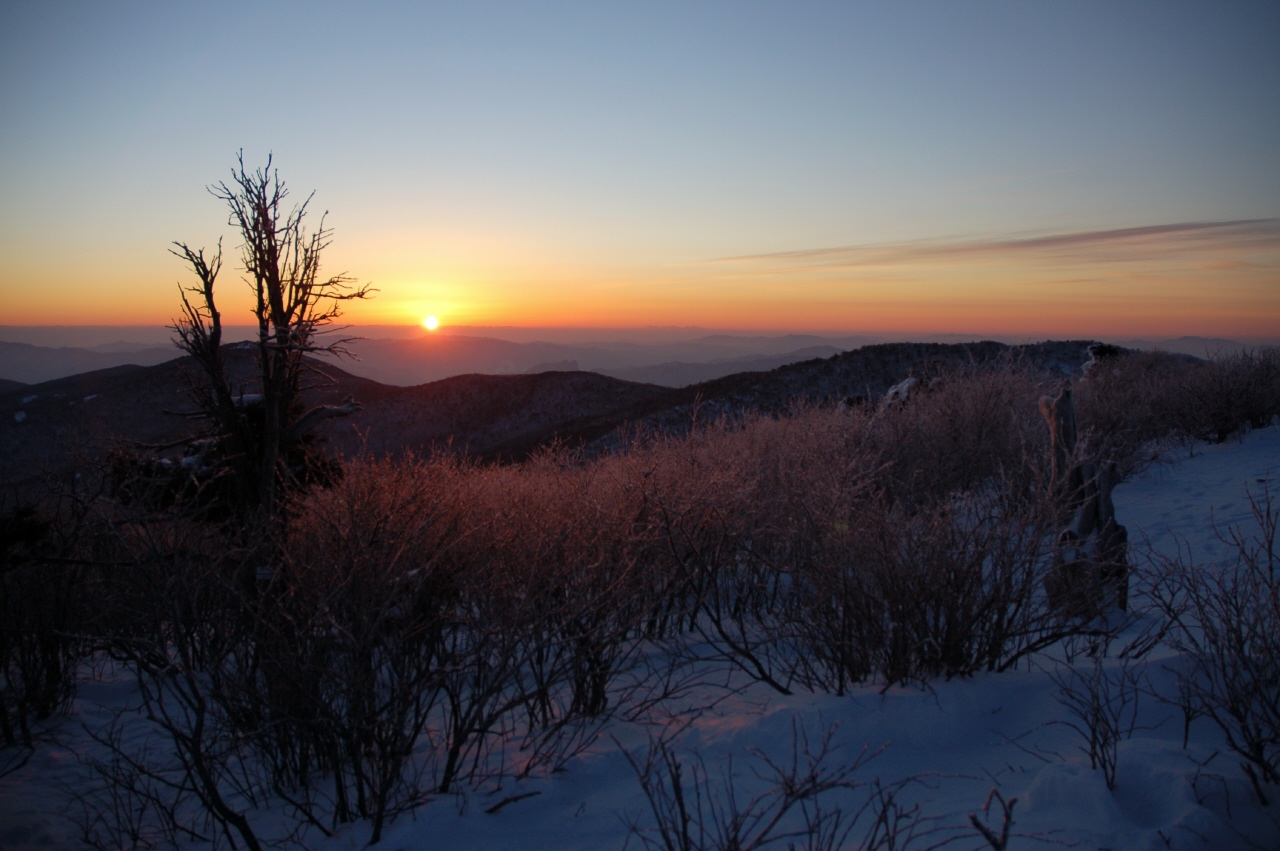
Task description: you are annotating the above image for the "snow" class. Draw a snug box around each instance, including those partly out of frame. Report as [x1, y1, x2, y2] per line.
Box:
[883, 375, 918, 406]
[2, 428, 1278, 850]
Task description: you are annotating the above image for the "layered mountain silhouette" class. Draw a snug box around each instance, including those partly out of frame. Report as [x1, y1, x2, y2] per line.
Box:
[0, 333, 872, 388]
[0, 341, 178, 384]
[1, 340, 1104, 495]
[2, 331, 1263, 388]
[303, 332, 876, 387]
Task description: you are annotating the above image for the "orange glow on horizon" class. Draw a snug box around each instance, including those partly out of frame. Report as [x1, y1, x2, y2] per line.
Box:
[325, 218, 1280, 339]
[2, 220, 1275, 341]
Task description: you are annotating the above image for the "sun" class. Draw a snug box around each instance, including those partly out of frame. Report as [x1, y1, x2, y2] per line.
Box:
[423, 316, 439, 331]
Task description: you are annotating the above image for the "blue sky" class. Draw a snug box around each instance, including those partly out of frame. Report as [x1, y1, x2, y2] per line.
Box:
[1, 1, 1277, 335]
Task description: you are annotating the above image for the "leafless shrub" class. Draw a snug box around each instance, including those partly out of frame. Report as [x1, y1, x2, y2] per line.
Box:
[787, 482, 1083, 690]
[1047, 654, 1146, 790]
[850, 360, 1055, 504]
[967, 788, 1016, 851]
[238, 455, 474, 840]
[1, 505, 75, 753]
[621, 719, 947, 851]
[1074, 350, 1201, 479]
[1077, 347, 1280, 465]
[815, 367, 1101, 685]
[1148, 484, 1280, 804]
[412, 452, 660, 792]
[563, 364, 1119, 694]
[77, 446, 677, 844]
[1, 492, 107, 768]
[110, 543, 274, 851]
[70, 718, 194, 851]
[1179, 348, 1280, 444]
[595, 364, 1086, 693]
[81, 476, 456, 847]
[635, 418, 808, 694]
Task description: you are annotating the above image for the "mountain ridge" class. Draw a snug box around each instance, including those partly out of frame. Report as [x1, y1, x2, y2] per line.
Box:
[1, 339, 1106, 494]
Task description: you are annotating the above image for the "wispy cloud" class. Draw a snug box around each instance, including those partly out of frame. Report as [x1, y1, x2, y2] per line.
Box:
[1196, 259, 1269, 271]
[712, 218, 1280, 271]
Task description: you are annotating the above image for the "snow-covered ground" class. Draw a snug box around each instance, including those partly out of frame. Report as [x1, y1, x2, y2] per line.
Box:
[3, 428, 1278, 850]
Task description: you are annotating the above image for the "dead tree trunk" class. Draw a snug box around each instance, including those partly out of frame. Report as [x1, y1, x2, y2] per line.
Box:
[1040, 385, 1129, 616]
[172, 153, 370, 518]
[1038, 384, 1081, 500]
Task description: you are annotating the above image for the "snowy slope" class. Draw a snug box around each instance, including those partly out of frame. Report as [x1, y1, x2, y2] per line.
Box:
[1, 428, 1277, 850]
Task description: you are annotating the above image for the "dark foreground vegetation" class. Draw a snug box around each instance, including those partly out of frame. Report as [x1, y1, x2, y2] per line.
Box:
[2, 345, 1279, 848]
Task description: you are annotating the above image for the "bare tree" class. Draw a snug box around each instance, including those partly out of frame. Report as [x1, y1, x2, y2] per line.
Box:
[171, 152, 370, 514]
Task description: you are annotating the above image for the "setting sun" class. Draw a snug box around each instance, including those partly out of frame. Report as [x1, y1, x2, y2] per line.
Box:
[423, 316, 439, 331]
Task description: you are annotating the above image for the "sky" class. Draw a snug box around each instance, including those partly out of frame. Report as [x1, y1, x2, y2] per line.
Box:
[1, 1, 1277, 339]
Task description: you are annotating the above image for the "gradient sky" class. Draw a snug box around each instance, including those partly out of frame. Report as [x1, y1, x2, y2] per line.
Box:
[2, 1, 1277, 338]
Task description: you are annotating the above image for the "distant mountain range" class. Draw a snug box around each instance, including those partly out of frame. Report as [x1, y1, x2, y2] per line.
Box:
[2, 331, 1267, 388]
[0, 339, 1101, 496]
[0, 333, 875, 388]
[1107, 337, 1260, 357]
[0, 341, 179, 384]
[594, 345, 844, 386]
[303, 333, 879, 388]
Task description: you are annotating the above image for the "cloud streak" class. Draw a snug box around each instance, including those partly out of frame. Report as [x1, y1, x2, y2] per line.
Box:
[713, 218, 1280, 271]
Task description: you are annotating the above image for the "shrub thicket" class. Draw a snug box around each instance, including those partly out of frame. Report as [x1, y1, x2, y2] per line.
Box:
[1076, 347, 1280, 475]
[7, 346, 1279, 845]
[1148, 485, 1280, 805]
